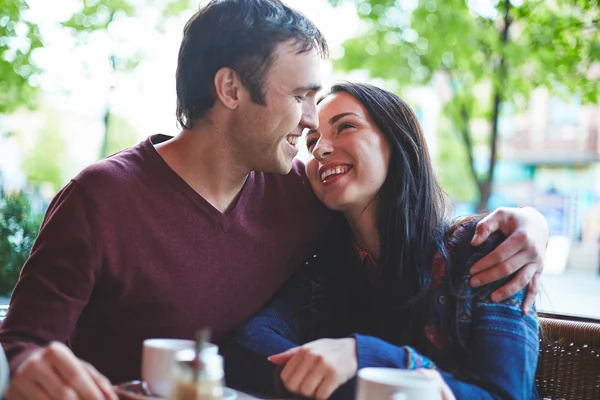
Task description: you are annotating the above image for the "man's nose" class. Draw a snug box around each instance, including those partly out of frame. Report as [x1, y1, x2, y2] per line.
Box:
[300, 101, 318, 130]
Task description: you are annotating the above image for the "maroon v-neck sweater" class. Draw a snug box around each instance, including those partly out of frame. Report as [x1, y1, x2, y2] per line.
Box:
[0, 135, 332, 383]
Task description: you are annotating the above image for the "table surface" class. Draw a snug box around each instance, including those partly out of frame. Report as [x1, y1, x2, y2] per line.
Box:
[114, 382, 285, 400]
[233, 388, 289, 400]
[232, 389, 262, 399]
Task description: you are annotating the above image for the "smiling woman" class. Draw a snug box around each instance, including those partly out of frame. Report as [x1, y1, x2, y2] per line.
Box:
[225, 82, 542, 400]
[305, 93, 391, 224]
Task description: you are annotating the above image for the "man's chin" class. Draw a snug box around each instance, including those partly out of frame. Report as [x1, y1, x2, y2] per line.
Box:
[259, 159, 294, 175]
[274, 157, 295, 175]
[277, 164, 294, 175]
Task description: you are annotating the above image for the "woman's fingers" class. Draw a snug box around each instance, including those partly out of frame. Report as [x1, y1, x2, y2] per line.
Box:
[315, 371, 338, 400]
[268, 347, 300, 365]
[281, 348, 315, 392]
[297, 361, 327, 398]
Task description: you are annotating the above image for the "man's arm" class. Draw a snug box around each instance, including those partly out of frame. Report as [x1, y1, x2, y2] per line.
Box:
[469, 206, 548, 314]
[0, 181, 116, 400]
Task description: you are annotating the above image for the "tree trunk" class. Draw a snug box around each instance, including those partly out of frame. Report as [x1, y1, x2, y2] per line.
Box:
[477, 91, 501, 212]
[100, 108, 111, 159]
[478, 182, 492, 213]
[100, 54, 116, 159]
[476, 0, 511, 212]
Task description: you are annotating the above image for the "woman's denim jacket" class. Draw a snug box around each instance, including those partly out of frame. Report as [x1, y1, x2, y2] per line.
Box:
[225, 220, 540, 399]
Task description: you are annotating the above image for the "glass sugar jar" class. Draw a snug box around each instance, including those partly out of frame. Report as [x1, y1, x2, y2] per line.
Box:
[169, 348, 224, 400]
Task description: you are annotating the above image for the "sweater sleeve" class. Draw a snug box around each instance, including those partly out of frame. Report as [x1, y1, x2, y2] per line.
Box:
[353, 335, 437, 370]
[352, 299, 538, 399]
[352, 231, 540, 400]
[0, 181, 101, 374]
[224, 259, 327, 396]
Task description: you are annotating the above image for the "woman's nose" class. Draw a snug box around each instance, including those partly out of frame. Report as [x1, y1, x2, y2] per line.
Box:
[313, 139, 334, 161]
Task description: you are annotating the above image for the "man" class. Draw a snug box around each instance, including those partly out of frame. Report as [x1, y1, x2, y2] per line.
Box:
[0, 1, 547, 399]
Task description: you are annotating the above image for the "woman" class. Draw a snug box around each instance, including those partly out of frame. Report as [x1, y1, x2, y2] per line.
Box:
[225, 83, 539, 399]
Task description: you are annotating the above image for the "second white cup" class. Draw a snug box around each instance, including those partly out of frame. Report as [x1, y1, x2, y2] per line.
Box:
[356, 368, 441, 400]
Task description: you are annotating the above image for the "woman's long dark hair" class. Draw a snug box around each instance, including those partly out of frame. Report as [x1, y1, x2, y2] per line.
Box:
[325, 82, 451, 340]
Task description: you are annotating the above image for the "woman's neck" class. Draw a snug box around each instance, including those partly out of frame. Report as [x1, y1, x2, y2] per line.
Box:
[344, 201, 380, 262]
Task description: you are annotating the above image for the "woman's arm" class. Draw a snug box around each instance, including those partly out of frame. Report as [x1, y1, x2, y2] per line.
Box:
[351, 287, 539, 399]
[440, 296, 539, 399]
[273, 227, 540, 400]
[224, 258, 327, 396]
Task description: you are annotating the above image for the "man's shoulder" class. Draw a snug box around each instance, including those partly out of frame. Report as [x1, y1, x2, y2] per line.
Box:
[73, 140, 149, 190]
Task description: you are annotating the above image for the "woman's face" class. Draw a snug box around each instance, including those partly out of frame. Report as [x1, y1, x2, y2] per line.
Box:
[305, 92, 391, 214]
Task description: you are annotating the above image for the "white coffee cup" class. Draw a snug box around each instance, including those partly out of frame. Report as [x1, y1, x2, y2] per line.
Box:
[141, 338, 218, 397]
[356, 368, 442, 400]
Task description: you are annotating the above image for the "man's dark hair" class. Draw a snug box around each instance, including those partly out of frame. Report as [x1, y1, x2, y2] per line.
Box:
[175, 0, 328, 129]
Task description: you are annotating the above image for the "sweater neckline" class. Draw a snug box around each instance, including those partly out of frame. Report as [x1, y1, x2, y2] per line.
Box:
[141, 134, 255, 231]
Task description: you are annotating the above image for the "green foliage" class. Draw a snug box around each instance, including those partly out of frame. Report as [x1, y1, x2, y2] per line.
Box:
[334, 0, 599, 101]
[61, 0, 136, 32]
[0, 0, 43, 114]
[436, 116, 477, 203]
[62, 0, 196, 36]
[0, 191, 42, 296]
[104, 112, 139, 156]
[22, 112, 67, 191]
[329, 0, 600, 208]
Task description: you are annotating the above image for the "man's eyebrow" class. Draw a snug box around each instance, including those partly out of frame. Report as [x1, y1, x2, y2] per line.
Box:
[294, 84, 322, 93]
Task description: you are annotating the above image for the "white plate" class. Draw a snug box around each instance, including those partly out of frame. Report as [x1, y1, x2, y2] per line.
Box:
[115, 381, 238, 400]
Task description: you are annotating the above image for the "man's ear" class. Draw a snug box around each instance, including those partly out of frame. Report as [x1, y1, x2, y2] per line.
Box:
[214, 67, 242, 110]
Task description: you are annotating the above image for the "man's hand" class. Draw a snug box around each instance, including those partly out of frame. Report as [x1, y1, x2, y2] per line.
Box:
[6, 342, 117, 400]
[268, 338, 357, 400]
[470, 206, 548, 314]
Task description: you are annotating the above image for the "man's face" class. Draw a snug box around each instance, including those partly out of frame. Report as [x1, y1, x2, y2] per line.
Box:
[233, 42, 322, 174]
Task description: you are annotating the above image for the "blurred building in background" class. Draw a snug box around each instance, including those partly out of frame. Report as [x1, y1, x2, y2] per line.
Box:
[496, 89, 600, 271]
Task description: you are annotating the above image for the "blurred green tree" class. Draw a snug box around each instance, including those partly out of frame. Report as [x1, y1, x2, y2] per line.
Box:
[0, 0, 43, 114]
[0, 191, 42, 296]
[105, 112, 139, 156]
[329, 0, 600, 211]
[22, 112, 67, 192]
